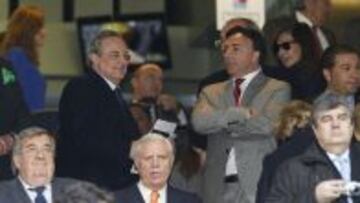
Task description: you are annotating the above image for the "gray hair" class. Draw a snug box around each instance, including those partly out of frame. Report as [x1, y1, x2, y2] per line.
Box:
[12, 126, 55, 175]
[130, 133, 174, 161]
[312, 92, 354, 126]
[12, 126, 56, 156]
[88, 30, 124, 56]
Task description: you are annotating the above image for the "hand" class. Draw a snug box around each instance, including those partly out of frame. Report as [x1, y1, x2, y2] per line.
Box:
[0, 134, 14, 156]
[157, 94, 178, 111]
[315, 179, 346, 203]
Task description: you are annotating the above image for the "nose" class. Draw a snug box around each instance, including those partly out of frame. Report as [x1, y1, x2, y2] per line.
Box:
[151, 157, 160, 168]
[35, 149, 45, 160]
[331, 118, 340, 129]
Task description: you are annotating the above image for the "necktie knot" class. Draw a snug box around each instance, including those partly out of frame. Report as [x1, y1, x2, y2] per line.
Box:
[235, 78, 244, 87]
[30, 186, 45, 194]
[150, 191, 159, 203]
[30, 186, 47, 203]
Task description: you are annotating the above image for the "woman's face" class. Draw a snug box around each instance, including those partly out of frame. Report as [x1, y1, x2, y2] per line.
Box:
[34, 27, 47, 48]
[275, 32, 302, 68]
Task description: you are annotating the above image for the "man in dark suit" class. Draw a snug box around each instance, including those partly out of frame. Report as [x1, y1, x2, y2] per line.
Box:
[116, 133, 201, 203]
[263, 0, 336, 65]
[266, 93, 360, 203]
[192, 26, 290, 203]
[0, 126, 79, 203]
[57, 30, 140, 190]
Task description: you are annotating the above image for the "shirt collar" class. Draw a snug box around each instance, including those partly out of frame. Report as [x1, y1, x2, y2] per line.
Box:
[296, 11, 314, 27]
[137, 181, 167, 202]
[327, 148, 350, 163]
[232, 68, 260, 85]
[101, 75, 118, 91]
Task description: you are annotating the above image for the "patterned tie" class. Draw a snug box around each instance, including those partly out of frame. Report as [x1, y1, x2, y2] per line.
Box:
[30, 186, 47, 203]
[150, 191, 159, 203]
[233, 78, 244, 106]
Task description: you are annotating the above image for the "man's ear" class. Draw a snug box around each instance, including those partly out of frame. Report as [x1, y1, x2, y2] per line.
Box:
[13, 155, 20, 170]
[323, 69, 331, 83]
[89, 53, 98, 66]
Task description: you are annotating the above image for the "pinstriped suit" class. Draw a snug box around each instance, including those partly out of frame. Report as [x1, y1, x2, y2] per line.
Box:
[192, 71, 291, 203]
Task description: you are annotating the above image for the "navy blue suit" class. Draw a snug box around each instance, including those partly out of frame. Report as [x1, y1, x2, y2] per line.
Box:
[115, 184, 202, 203]
[57, 70, 140, 190]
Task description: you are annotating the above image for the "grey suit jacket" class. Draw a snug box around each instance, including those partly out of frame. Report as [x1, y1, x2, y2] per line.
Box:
[0, 177, 79, 203]
[192, 71, 290, 203]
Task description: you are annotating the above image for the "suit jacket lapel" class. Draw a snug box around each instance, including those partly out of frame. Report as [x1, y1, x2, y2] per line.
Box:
[241, 71, 268, 106]
[167, 185, 178, 203]
[224, 81, 235, 106]
[133, 185, 146, 203]
[14, 179, 33, 203]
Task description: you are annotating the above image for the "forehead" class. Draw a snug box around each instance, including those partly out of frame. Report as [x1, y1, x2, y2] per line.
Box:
[99, 36, 127, 51]
[22, 134, 52, 147]
[223, 33, 253, 46]
[140, 139, 171, 156]
[316, 105, 350, 119]
[334, 53, 359, 66]
[277, 32, 293, 42]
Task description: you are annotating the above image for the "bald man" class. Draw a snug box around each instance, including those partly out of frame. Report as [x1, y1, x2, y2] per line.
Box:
[130, 63, 188, 135]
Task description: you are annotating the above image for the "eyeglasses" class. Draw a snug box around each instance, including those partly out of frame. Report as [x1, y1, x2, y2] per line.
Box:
[273, 41, 297, 53]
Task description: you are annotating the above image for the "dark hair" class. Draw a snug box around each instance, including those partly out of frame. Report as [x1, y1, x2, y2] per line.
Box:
[320, 44, 360, 71]
[224, 26, 267, 64]
[274, 23, 320, 70]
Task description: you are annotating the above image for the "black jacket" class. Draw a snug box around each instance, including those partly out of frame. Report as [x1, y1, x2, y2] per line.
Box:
[57, 70, 140, 190]
[265, 141, 360, 203]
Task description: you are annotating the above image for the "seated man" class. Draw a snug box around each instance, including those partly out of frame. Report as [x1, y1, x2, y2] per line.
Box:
[116, 133, 201, 203]
[130, 63, 188, 134]
[0, 126, 80, 203]
[266, 92, 360, 203]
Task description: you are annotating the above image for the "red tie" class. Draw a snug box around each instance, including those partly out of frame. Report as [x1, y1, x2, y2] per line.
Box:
[233, 78, 244, 106]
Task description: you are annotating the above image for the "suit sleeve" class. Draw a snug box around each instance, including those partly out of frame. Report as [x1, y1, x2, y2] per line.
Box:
[228, 83, 290, 137]
[192, 81, 290, 138]
[192, 85, 250, 135]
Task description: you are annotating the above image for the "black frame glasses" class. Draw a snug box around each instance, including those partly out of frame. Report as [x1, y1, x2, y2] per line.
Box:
[273, 41, 297, 53]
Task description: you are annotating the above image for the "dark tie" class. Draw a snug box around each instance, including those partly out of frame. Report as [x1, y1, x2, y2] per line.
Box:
[30, 186, 47, 203]
[233, 78, 244, 106]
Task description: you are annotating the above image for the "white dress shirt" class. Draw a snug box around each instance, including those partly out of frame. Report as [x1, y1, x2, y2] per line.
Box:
[327, 149, 352, 203]
[225, 69, 261, 176]
[138, 181, 167, 203]
[18, 176, 52, 203]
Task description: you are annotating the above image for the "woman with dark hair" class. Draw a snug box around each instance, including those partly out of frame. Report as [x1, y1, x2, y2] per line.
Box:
[266, 23, 326, 102]
[1, 5, 47, 112]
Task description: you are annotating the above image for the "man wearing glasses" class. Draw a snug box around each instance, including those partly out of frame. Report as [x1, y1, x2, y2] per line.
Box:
[192, 26, 290, 203]
[57, 30, 140, 190]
